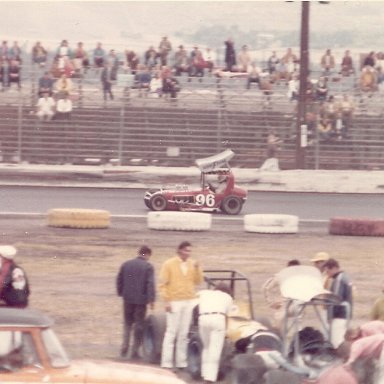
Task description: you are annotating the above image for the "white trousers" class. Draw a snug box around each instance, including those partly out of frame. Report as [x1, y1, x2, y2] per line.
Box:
[161, 299, 193, 368]
[199, 314, 226, 382]
[330, 318, 348, 348]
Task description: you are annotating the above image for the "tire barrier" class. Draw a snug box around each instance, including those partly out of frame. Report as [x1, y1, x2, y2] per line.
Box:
[244, 214, 299, 234]
[147, 211, 212, 231]
[47, 208, 110, 229]
[329, 217, 384, 237]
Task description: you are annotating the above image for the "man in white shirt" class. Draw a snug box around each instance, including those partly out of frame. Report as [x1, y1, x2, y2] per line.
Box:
[197, 283, 233, 383]
[36, 92, 55, 121]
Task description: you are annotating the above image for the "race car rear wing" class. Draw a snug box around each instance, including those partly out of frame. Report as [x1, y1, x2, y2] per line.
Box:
[195, 149, 235, 172]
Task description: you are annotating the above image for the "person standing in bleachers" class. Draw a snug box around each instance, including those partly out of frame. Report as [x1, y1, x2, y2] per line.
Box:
[224, 38, 236, 72]
[101, 63, 114, 101]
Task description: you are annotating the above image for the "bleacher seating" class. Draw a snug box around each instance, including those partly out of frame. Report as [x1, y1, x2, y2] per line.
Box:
[0, 64, 384, 170]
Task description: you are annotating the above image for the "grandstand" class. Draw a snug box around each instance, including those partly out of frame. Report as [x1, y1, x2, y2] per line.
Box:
[0, 51, 384, 170]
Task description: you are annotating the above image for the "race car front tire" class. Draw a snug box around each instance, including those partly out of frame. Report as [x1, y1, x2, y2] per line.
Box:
[221, 196, 243, 215]
[47, 208, 110, 229]
[147, 211, 212, 231]
[244, 214, 299, 234]
[149, 194, 168, 211]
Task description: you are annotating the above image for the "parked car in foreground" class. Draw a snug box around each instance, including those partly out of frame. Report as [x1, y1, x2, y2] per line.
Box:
[0, 307, 186, 384]
[144, 149, 247, 215]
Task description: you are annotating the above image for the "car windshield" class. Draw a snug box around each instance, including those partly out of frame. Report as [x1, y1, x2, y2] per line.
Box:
[41, 328, 70, 368]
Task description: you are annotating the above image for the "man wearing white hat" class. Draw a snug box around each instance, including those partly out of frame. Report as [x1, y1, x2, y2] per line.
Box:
[0, 245, 30, 308]
[311, 251, 331, 289]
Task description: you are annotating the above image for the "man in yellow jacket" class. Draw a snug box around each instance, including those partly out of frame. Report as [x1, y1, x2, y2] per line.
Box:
[159, 241, 203, 370]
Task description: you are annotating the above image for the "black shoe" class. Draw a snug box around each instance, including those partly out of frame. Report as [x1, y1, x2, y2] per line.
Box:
[120, 348, 128, 358]
[130, 352, 141, 361]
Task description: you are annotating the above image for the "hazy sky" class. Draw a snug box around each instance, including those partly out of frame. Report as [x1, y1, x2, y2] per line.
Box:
[1, 1, 384, 47]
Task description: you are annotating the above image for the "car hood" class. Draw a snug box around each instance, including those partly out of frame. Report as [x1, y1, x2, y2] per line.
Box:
[66, 359, 185, 384]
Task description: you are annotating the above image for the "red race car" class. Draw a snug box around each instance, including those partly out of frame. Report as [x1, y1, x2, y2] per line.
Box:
[144, 149, 247, 215]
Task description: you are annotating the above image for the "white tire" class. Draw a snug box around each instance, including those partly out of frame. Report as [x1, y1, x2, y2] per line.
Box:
[47, 208, 110, 229]
[147, 211, 211, 231]
[244, 214, 299, 234]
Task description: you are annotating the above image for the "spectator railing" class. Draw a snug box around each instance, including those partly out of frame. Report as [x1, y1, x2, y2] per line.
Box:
[0, 64, 384, 170]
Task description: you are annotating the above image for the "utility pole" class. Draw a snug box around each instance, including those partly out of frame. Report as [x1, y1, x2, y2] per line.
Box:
[296, 1, 310, 169]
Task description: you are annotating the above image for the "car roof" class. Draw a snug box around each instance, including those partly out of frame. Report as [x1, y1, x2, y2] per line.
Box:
[0, 308, 53, 328]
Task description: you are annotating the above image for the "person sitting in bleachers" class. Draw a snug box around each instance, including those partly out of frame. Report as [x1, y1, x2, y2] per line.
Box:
[8, 60, 21, 89]
[188, 47, 205, 80]
[246, 63, 261, 90]
[93, 42, 105, 69]
[134, 64, 151, 96]
[9, 41, 22, 64]
[281, 47, 298, 82]
[149, 73, 162, 98]
[73, 42, 89, 75]
[174, 45, 189, 77]
[55, 74, 73, 98]
[320, 49, 335, 76]
[321, 95, 339, 137]
[362, 51, 376, 69]
[237, 45, 252, 73]
[202, 47, 216, 75]
[360, 65, 378, 93]
[267, 51, 280, 82]
[162, 72, 180, 101]
[125, 50, 139, 74]
[340, 50, 354, 76]
[36, 92, 56, 122]
[144, 46, 158, 69]
[55, 40, 72, 70]
[38, 72, 54, 97]
[32, 41, 48, 67]
[315, 76, 329, 102]
[55, 92, 73, 120]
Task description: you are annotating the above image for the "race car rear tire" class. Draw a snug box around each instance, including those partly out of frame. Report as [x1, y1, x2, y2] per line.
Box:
[142, 313, 166, 364]
[244, 214, 299, 234]
[149, 194, 168, 211]
[186, 334, 202, 380]
[229, 354, 268, 384]
[47, 208, 110, 229]
[329, 217, 384, 236]
[147, 211, 212, 231]
[144, 189, 160, 208]
[221, 196, 243, 215]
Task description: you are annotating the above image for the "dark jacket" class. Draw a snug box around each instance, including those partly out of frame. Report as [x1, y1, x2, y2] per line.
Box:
[116, 256, 155, 305]
[330, 271, 353, 319]
[0, 262, 30, 308]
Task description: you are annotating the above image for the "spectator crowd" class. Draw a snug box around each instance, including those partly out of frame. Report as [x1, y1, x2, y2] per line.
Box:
[2, 36, 384, 142]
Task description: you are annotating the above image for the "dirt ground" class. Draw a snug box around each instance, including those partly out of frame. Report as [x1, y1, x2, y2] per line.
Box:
[2, 216, 383, 379]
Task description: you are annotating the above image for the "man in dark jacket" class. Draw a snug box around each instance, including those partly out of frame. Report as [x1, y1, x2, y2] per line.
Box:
[0, 245, 30, 308]
[116, 245, 155, 359]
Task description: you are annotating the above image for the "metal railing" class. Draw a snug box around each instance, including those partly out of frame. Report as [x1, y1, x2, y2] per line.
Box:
[0, 68, 384, 169]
